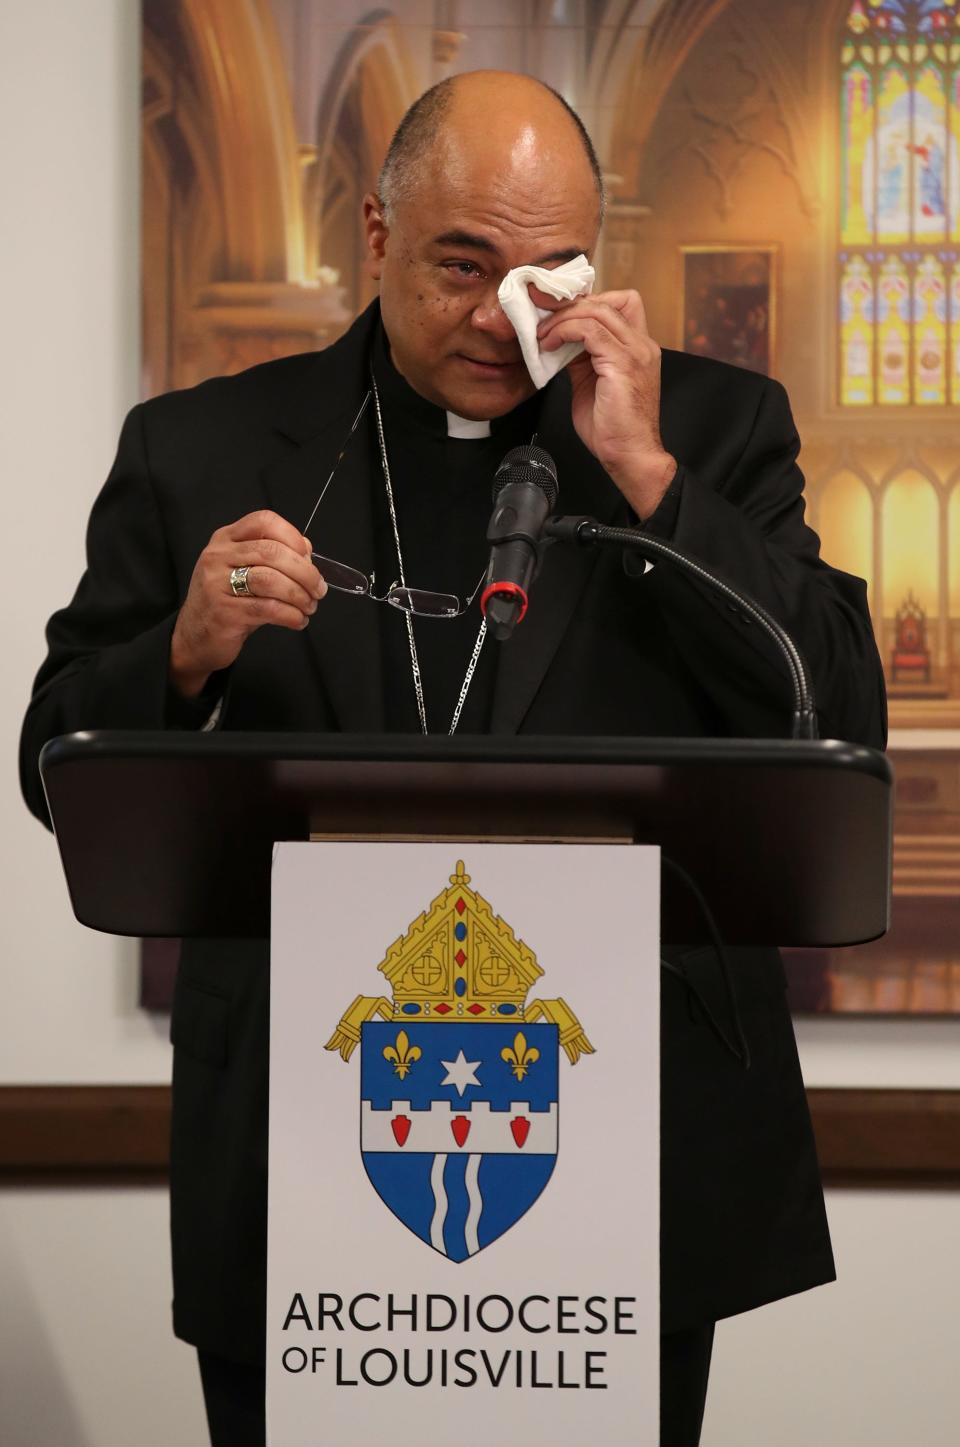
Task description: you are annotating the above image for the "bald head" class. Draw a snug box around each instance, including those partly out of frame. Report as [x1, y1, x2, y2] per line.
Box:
[363, 71, 603, 420]
[378, 71, 604, 228]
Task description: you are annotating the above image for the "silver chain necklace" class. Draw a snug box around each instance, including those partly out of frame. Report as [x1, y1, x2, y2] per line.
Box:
[370, 375, 487, 736]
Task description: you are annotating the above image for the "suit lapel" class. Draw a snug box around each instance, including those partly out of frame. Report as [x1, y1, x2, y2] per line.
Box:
[490, 376, 627, 735]
[259, 310, 627, 738]
[261, 306, 385, 732]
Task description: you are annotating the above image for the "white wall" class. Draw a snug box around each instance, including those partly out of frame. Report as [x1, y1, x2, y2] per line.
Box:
[2, 0, 172, 1087]
[0, 1187, 205, 1447]
[797, 1014, 960, 1087]
[0, 4, 205, 1442]
[1, 4, 957, 1445]
[705, 1188, 960, 1445]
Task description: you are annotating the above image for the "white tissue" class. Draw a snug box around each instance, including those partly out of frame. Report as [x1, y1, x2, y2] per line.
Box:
[497, 254, 595, 389]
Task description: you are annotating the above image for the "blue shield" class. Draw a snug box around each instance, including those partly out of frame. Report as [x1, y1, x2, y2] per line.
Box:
[360, 1021, 559, 1261]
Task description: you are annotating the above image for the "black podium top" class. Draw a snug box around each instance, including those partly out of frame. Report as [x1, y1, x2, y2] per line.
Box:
[39, 731, 891, 946]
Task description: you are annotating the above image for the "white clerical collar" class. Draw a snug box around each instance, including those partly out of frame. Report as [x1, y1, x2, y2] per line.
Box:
[446, 411, 492, 439]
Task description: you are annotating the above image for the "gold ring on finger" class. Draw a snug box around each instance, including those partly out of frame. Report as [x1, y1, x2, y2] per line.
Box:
[229, 565, 253, 597]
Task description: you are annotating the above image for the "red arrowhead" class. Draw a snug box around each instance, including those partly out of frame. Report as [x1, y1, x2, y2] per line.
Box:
[511, 1117, 530, 1148]
[450, 1116, 471, 1148]
[391, 1116, 411, 1146]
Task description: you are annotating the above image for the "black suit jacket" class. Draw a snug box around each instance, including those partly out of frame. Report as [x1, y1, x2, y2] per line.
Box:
[21, 303, 886, 1359]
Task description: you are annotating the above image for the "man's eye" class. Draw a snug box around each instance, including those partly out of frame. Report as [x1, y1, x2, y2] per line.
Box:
[444, 262, 485, 280]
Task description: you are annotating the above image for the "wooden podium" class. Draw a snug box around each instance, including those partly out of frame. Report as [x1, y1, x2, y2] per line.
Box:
[40, 731, 891, 1446]
[39, 731, 891, 945]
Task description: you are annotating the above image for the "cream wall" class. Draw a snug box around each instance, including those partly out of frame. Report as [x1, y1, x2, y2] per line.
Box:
[706, 1188, 960, 1445]
[0, 3, 957, 1445]
[0, 1186, 205, 1446]
[1, 3, 204, 1442]
[2, 0, 171, 1088]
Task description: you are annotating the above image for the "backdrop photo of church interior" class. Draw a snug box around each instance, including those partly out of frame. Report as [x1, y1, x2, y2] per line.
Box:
[140, 0, 960, 1015]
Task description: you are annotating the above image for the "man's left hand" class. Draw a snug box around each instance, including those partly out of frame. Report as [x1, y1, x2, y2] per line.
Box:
[533, 287, 677, 520]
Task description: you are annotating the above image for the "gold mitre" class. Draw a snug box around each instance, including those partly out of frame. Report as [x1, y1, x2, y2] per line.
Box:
[325, 861, 594, 1065]
[379, 861, 540, 1021]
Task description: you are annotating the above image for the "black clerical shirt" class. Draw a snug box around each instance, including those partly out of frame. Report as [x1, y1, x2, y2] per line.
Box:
[371, 326, 541, 734]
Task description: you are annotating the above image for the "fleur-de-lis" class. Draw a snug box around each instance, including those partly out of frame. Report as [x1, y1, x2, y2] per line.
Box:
[501, 1031, 540, 1081]
[383, 1030, 422, 1080]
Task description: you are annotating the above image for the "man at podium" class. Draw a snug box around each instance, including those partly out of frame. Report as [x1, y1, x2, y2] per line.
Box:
[20, 72, 885, 1447]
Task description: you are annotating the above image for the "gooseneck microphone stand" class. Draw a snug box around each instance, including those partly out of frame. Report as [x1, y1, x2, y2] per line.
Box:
[543, 515, 819, 741]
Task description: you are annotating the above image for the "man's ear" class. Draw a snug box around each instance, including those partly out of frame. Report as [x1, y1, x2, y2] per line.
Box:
[362, 193, 389, 281]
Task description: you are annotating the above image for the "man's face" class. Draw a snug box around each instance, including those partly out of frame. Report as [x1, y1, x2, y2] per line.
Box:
[364, 130, 599, 420]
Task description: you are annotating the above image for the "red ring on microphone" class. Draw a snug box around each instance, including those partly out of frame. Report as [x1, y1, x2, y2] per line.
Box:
[480, 581, 529, 624]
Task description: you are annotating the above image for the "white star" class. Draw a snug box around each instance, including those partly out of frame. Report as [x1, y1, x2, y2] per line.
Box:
[440, 1049, 482, 1097]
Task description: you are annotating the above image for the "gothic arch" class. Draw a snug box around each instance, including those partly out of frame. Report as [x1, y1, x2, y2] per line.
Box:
[315, 19, 417, 217]
[877, 454, 944, 495]
[308, 12, 419, 309]
[142, 0, 348, 395]
[142, 11, 226, 393]
[597, 0, 732, 199]
[816, 468, 876, 604]
[880, 468, 940, 620]
[608, 0, 820, 216]
[811, 455, 876, 495]
[171, 0, 304, 281]
[948, 479, 960, 617]
[178, 0, 302, 279]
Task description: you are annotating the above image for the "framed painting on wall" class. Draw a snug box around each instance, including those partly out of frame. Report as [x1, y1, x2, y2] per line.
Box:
[680, 246, 777, 377]
[43, 0, 945, 1199]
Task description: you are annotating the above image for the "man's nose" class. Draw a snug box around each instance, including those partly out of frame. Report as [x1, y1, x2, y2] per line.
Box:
[470, 298, 517, 344]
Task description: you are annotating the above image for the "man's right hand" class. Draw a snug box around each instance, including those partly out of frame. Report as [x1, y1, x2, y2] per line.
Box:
[169, 510, 327, 699]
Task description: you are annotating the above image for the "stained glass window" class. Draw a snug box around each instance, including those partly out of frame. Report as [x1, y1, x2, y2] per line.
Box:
[840, 0, 960, 405]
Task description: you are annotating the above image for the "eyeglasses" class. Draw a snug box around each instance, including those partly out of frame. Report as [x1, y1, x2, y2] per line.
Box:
[302, 389, 483, 620]
[310, 554, 484, 618]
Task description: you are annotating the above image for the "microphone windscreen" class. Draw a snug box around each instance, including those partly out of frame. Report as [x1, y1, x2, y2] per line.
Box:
[493, 445, 558, 505]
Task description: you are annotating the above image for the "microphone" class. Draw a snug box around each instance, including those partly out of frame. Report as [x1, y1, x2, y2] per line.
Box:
[481, 445, 558, 641]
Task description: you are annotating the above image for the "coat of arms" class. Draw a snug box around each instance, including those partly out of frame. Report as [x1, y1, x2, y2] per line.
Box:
[326, 862, 593, 1261]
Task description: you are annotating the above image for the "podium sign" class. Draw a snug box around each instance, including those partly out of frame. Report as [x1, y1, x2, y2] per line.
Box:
[268, 842, 660, 1446]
